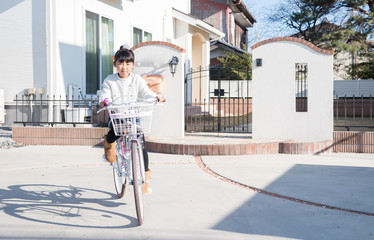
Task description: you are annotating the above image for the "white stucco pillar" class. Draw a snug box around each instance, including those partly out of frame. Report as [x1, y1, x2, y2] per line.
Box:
[202, 40, 210, 102]
[251, 37, 334, 142]
[132, 42, 186, 138]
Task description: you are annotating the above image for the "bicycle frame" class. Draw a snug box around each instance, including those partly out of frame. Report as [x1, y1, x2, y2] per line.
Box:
[115, 134, 146, 186]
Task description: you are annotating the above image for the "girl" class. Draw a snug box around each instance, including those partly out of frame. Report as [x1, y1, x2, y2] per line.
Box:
[99, 45, 165, 194]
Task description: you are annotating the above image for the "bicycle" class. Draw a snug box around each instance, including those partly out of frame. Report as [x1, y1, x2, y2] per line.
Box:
[97, 98, 156, 226]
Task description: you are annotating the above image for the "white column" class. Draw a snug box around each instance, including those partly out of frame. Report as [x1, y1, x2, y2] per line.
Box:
[46, 0, 57, 122]
[202, 40, 210, 102]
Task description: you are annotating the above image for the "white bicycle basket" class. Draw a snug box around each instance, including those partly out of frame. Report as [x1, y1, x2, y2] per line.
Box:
[108, 102, 153, 135]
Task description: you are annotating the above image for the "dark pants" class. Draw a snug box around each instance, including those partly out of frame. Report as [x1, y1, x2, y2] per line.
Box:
[106, 127, 149, 171]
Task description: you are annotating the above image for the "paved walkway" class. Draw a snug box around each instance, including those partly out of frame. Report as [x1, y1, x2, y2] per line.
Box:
[0, 146, 373, 239]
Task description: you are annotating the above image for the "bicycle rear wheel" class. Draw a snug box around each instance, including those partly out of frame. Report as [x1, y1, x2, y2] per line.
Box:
[131, 140, 144, 225]
[113, 141, 126, 198]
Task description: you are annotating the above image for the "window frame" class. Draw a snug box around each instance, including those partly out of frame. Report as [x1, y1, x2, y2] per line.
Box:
[295, 63, 308, 112]
[132, 26, 153, 46]
[85, 10, 114, 95]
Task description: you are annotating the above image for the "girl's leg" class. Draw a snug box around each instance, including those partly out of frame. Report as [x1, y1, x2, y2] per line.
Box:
[142, 135, 149, 171]
[106, 127, 120, 143]
[142, 134, 151, 194]
[104, 126, 119, 163]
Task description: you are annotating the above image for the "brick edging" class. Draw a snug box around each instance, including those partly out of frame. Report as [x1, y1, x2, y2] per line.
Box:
[146, 140, 280, 156]
[146, 139, 334, 155]
[195, 156, 374, 216]
[131, 41, 186, 53]
[250, 37, 334, 55]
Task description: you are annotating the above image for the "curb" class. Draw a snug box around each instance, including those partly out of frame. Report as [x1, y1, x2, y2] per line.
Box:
[195, 156, 374, 216]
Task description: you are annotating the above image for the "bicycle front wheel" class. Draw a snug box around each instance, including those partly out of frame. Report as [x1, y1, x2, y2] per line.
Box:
[113, 141, 126, 198]
[131, 140, 145, 225]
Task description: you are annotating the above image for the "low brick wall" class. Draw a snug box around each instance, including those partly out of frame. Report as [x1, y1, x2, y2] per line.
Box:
[11, 127, 374, 154]
[12, 126, 107, 146]
[333, 131, 374, 153]
[279, 141, 333, 154]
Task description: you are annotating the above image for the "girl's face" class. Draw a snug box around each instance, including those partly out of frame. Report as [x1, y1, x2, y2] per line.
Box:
[114, 61, 134, 78]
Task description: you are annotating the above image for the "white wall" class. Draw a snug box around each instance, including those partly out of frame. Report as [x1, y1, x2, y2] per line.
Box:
[133, 44, 185, 138]
[0, 0, 185, 102]
[172, 0, 190, 13]
[334, 79, 374, 97]
[0, 0, 45, 103]
[0, 89, 4, 123]
[52, 0, 187, 97]
[252, 40, 333, 142]
[54, 0, 129, 97]
[0, 0, 192, 126]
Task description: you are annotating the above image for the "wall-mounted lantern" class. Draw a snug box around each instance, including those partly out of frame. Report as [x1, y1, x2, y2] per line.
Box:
[169, 56, 179, 77]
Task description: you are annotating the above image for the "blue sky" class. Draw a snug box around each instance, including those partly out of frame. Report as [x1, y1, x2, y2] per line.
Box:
[243, 0, 295, 46]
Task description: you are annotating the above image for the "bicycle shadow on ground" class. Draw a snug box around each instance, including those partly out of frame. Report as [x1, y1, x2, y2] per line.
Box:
[0, 184, 138, 228]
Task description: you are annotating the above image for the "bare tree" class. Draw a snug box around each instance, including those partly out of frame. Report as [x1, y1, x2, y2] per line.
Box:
[268, 0, 374, 78]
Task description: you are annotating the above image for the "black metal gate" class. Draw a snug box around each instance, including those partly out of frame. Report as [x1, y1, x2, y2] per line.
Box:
[184, 65, 252, 133]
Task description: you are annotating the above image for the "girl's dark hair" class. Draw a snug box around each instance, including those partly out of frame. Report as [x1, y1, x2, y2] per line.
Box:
[114, 47, 135, 63]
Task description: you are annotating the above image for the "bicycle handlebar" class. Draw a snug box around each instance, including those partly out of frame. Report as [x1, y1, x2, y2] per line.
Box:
[97, 97, 159, 114]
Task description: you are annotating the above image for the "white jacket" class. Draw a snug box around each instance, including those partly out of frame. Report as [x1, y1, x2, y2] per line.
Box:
[99, 72, 156, 103]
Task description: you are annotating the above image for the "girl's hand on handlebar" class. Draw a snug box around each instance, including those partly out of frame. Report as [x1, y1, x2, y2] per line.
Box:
[156, 95, 165, 103]
[99, 98, 110, 108]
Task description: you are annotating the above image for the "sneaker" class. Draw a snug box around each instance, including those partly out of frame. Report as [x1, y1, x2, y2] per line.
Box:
[144, 187, 152, 195]
[102, 154, 112, 165]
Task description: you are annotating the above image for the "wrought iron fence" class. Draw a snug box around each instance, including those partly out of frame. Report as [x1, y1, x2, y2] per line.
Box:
[185, 65, 252, 133]
[185, 98, 252, 133]
[334, 95, 374, 131]
[12, 90, 373, 132]
[13, 94, 109, 127]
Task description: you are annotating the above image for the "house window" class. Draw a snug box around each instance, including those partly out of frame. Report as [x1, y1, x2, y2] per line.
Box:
[101, 17, 114, 85]
[133, 27, 152, 46]
[295, 63, 308, 112]
[144, 31, 152, 42]
[85, 11, 114, 94]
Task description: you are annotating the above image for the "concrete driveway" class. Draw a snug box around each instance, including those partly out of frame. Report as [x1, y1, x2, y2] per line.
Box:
[0, 146, 373, 240]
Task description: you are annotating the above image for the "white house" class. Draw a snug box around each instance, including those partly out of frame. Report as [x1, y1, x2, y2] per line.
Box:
[0, 0, 224, 128]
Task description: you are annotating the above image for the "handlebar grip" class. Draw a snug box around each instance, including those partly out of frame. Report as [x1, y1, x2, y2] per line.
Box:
[103, 98, 110, 106]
